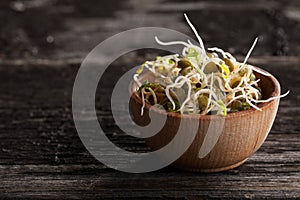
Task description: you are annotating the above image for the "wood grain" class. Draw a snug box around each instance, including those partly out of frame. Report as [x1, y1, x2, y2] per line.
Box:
[0, 55, 299, 199]
[0, 0, 299, 197]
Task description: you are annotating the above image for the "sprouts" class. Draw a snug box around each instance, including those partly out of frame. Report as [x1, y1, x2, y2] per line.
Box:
[133, 13, 289, 116]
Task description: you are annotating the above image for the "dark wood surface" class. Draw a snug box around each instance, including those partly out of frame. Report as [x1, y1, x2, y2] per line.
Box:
[0, 0, 299, 199]
[0, 56, 299, 199]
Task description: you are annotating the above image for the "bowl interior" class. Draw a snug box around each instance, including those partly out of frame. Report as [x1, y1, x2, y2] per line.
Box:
[130, 66, 280, 119]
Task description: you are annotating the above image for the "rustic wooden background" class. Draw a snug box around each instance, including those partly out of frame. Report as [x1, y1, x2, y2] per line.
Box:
[0, 0, 299, 199]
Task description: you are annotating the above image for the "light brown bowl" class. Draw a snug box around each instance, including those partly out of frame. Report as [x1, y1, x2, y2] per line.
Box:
[129, 67, 280, 172]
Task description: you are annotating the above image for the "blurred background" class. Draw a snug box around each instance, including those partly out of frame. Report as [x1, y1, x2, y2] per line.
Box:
[0, 0, 299, 60]
[0, 1, 299, 198]
[0, 0, 299, 162]
[0, 0, 299, 163]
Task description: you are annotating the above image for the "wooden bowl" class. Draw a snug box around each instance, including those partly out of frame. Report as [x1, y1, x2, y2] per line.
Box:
[129, 67, 280, 172]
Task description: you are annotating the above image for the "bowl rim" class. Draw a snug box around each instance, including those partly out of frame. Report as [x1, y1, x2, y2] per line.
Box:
[130, 66, 280, 120]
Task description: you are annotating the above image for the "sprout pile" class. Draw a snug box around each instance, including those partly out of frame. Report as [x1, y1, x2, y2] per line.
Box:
[133, 14, 289, 116]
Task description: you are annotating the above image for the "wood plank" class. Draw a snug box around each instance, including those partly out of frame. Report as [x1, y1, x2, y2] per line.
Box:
[0, 0, 299, 198]
[0, 56, 299, 199]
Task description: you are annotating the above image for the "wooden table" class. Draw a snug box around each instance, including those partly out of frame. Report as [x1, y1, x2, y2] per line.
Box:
[0, 56, 298, 199]
[0, 0, 299, 199]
